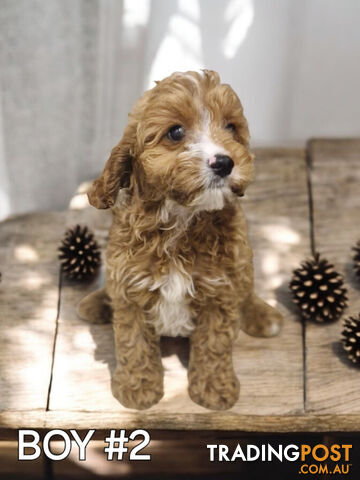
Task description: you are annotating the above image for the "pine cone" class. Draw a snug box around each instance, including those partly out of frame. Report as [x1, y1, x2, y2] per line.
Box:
[342, 315, 360, 365]
[353, 241, 360, 280]
[58, 225, 101, 280]
[289, 253, 348, 323]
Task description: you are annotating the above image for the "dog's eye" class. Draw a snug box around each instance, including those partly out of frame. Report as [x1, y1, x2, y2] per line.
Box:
[225, 123, 236, 132]
[167, 125, 185, 142]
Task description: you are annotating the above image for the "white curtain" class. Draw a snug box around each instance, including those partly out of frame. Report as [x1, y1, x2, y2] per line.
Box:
[1, 0, 359, 219]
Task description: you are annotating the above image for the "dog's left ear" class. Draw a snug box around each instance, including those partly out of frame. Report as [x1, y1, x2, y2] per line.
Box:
[88, 122, 136, 209]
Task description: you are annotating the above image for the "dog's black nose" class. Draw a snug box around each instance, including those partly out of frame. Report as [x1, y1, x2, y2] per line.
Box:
[210, 154, 234, 177]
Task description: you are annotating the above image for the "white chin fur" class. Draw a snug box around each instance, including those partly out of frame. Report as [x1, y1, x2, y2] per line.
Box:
[190, 186, 232, 212]
[158, 187, 233, 227]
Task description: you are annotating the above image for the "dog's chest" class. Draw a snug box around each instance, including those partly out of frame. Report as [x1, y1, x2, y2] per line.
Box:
[151, 267, 194, 337]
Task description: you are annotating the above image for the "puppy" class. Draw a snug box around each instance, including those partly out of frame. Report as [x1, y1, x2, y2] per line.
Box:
[78, 70, 283, 411]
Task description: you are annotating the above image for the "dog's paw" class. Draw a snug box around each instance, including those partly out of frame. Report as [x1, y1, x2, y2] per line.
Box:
[111, 371, 163, 410]
[188, 371, 240, 411]
[242, 299, 283, 338]
[77, 288, 112, 324]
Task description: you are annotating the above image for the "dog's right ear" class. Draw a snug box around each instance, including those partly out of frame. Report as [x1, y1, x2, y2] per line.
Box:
[88, 122, 136, 209]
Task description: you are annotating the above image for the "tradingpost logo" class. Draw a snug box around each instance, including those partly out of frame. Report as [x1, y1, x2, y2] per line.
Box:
[207, 442, 352, 475]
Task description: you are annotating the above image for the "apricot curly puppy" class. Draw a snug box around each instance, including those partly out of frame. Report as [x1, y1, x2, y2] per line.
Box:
[78, 70, 283, 410]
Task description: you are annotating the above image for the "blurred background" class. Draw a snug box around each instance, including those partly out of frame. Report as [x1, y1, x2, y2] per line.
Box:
[0, 0, 359, 220]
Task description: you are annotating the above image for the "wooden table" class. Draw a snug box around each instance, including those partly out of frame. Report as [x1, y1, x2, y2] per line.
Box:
[1, 139, 360, 436]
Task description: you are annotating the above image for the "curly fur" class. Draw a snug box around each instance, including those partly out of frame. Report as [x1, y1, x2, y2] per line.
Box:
[78, 70, 283, 410]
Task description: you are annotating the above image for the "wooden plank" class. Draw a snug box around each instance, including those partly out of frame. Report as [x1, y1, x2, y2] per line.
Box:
[306, 139, 360, 414]
[0, 202, 111, 422]
[51, 439, 244, 478]
[49, 149, 308, 425]
[0, 212, 63, 413]
[2, 410, 360, 433]
[48, 209, 116, 412]
[40, 411, 360, 433]
[0, 441, 44, 479]
[0, 207, 110, 416]
[238, 149, 308, 414]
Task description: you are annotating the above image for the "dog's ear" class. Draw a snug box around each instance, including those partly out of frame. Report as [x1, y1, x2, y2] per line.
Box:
[88, 122, 136, 209]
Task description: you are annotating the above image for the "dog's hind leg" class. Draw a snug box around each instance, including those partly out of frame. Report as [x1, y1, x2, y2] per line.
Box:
[240, 293, 283, 338]
[77, 288, 112, 324]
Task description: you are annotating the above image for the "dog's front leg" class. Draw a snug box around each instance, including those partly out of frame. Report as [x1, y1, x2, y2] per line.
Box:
[188, 304, 240, 410]
[111, 302, 164, 410]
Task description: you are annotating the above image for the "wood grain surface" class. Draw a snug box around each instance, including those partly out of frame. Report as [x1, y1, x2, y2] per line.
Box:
[1, 143, 359, 434]
[306, 139, 360, 416]
[0, 213, 63, 411]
